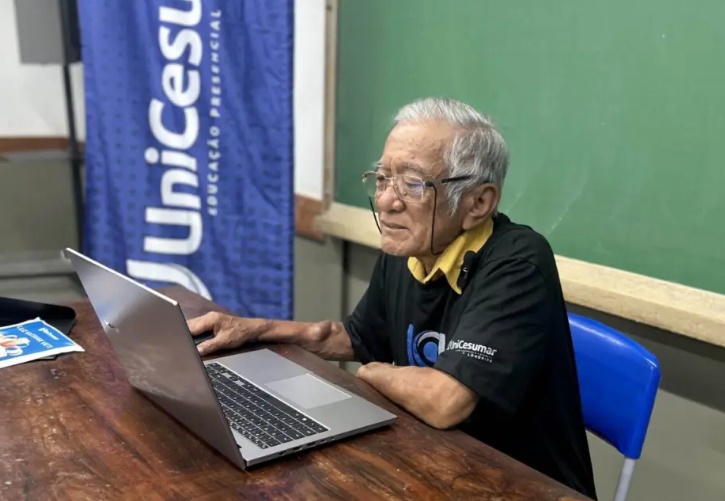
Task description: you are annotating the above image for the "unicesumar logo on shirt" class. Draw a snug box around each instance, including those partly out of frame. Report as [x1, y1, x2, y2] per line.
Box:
[406, 325, 498, 366]
[447, 339, 497, 363]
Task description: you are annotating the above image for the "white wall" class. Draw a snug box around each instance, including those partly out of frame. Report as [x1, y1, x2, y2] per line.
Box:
[0, 0, 326, 199]
[0, 0, 85, 139]
[293, 0, 326, 200]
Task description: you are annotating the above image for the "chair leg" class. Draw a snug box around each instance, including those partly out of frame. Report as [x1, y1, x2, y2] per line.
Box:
[613, 458, 636, 501]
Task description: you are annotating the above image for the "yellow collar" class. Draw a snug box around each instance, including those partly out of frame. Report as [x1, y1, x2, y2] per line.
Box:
[407, 218, 494, 294]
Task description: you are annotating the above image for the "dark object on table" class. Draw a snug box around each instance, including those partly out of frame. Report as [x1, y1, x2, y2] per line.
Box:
[193, 330, 215, 346]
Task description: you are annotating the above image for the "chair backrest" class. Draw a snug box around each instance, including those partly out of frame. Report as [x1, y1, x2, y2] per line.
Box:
[568, 313, 661, 459]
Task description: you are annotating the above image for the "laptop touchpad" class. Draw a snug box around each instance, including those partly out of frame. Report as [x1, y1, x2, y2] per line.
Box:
[265, 374, 350, 409]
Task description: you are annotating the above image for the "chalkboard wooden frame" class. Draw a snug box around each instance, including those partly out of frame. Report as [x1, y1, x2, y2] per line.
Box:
[317, 202, 725, 349]
[321, 0, 338, 212]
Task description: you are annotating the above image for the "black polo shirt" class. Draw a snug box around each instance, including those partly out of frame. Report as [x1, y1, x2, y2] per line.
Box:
[344, 213, 597, 499]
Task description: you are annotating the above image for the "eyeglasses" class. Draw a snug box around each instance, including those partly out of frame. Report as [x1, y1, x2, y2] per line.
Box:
[362, 170, 477, 256]
[361, 171, 472, 203]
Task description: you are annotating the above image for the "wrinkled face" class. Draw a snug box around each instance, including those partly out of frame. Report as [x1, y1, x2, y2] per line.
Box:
[374, 120, 466, 259]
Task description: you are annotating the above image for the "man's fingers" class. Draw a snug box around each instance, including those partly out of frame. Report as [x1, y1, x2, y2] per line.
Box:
[196, 330, 237, 356]
[196, 328, 247, 357]
[196, 336, 223, 356]
[187, 312, 219, 335]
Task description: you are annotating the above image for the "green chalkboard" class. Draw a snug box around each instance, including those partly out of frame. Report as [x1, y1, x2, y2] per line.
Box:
[334, 0, 725, 294]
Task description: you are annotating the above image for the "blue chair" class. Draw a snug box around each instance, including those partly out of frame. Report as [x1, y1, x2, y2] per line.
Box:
[568, 313, 661, 501]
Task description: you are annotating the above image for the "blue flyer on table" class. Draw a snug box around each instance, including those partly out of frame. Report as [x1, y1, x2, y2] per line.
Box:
[0, 318, 84, 369]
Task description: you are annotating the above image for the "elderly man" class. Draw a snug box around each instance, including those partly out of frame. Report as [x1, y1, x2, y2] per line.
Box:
[188, 98, 597, 499]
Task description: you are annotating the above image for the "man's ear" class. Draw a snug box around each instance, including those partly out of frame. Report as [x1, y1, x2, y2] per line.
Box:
[462, 184, 499, 230]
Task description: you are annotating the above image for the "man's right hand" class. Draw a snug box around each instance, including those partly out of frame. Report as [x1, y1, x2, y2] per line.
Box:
[188, 313, 354, 362]
[187, 312, 265, 356]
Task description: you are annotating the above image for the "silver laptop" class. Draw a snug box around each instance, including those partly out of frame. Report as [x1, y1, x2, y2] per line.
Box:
[64, 248, 396, 469]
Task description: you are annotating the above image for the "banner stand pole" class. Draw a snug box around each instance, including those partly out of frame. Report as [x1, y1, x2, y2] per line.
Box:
[59, 0, 84, 253]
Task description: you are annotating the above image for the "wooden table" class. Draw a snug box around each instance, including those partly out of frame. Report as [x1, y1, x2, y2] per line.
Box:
[0, 287, 590, 500]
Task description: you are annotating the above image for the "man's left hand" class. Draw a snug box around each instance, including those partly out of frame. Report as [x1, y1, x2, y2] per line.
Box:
[356, 362, 478, 430]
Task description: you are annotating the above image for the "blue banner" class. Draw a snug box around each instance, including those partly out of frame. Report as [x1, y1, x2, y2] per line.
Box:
[77, 0, 294, 319]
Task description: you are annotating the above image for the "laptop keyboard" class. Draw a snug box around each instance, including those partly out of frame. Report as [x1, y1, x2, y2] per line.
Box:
[205, 362, 329, 449]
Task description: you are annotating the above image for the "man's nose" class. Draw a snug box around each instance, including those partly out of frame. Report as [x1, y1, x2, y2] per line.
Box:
[376, 182, 404, 211]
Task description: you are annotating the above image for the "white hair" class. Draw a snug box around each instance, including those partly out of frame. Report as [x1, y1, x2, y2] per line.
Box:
[393, 97, 509, 214]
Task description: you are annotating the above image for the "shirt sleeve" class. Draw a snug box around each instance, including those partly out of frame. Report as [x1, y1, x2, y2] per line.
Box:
[434, 257, 552, 415]
[342, 253, 393, 364]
